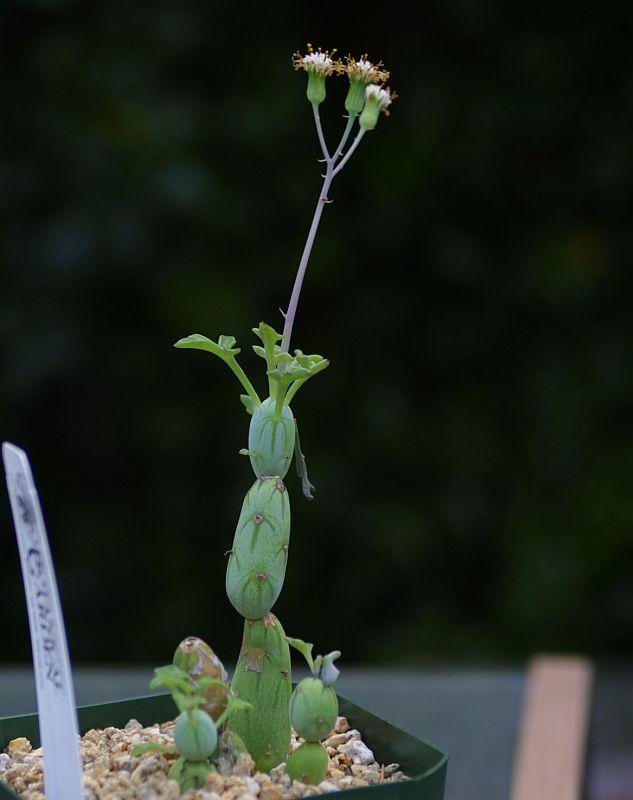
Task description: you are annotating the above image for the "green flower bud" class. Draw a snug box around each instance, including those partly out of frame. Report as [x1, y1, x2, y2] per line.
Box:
[307, 71, 326, 106]
[174, 709, 218, 761]
[359, 85, 394, 132]
[292, 45, 338, 107]
[289, 676, 338, 742]
[345, 80, 366, 115]
[286, 741, 329, 785]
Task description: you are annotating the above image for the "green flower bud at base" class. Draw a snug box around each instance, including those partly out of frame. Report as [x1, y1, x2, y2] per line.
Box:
[287, 742, 329, 785]
[344, 80, 366, 116]
[289, 677, 338, 742]
[248, 397, 295, 479]
[292, 45, 338, 107]
[307, 72, 326, 106]
[174, 709, 218, 762]
[359, 84, 394, 132]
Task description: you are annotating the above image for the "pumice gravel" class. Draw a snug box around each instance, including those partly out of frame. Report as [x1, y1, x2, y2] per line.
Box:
[1, 715, 407, 800]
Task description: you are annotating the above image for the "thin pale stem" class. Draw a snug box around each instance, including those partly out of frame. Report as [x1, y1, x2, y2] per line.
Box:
[332, 129, 366, 178]
[281, 167, 333, 354]
[280, 113, 367, 354]
[312, 104, 330, 162]
[332, 114, 357, 162]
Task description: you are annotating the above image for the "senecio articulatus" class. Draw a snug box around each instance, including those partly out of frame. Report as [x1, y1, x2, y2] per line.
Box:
[137, 46, 397, 790]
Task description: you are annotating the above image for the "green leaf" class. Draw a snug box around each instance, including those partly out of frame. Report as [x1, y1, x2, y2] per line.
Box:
[218, 334, 239, 352]
[171, 758, 215, 791]
[150, 664, 191, 692]
[252, 322, 283, 372]
[175, 333, 261, 408]
[283, 357, 330, 406]
[252, 322, 282, 347]
[286, 637, 315, 673]
[215, 693, 252, 729]
[132, 742, 178, 757]
[294, 419, 316, 500]
[174, 333, 241, 358]
[240, 394, 257, 416]
[176, 693, 206, 710]
[319, 651, 341, 686]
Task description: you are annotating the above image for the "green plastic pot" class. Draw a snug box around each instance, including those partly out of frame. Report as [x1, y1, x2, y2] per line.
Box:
[0, 692, 447, 799]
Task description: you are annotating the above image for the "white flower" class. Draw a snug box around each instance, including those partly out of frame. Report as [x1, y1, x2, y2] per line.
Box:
[359, 84, 396, 130]
[344, 55, 389, 84]
[365, 84, 393, 110]
[292, 45, 338, 76]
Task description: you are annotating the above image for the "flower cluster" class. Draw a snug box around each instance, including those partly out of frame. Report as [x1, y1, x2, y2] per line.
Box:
[292, 44, 396, 125]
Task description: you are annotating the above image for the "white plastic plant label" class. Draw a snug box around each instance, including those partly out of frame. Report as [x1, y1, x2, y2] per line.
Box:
[2, 442, 84, 800]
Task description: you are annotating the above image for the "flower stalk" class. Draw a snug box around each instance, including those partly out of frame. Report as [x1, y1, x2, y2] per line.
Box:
[282, 50, 395, 354]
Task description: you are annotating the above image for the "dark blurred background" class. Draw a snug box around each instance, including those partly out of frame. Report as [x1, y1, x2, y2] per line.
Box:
[1, 1, 632, 667]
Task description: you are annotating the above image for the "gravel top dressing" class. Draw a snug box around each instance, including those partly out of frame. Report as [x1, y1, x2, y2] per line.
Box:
[0, 715, 408, 800]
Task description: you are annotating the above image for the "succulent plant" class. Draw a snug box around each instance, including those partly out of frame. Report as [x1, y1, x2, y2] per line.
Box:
[172, 46, 395, 775]
[286, 639, 341, 784]
[175, 323, 326, 770]
[132, 660, 250, 790]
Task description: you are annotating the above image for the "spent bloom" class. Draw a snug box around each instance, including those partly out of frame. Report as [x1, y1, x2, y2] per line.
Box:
[343, 55, 390, 115]
[359, 84, 395, 131]
[292, 44, 339, 105]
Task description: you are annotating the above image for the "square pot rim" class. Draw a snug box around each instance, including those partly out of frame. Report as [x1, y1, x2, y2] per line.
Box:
[0, 690, 448, 798]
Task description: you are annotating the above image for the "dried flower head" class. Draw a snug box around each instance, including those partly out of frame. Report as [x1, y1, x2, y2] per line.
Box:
[359, 84, 396, 130]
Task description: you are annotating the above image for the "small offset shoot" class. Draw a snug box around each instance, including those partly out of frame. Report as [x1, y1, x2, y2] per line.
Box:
[132, 639, 250, 791]
[286, 638, 341, 784]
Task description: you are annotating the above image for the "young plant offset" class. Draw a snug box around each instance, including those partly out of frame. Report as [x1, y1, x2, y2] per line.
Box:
[286, 639, 341, 784]
[173, 46, 395, 773]
[132, 652, 250, 791]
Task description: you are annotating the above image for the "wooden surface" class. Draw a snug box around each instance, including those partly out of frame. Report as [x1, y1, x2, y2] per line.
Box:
[510, 656, 594, 800]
